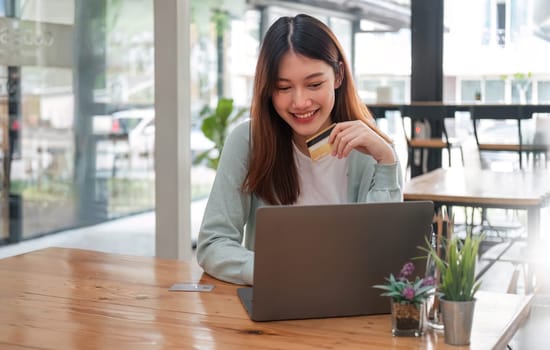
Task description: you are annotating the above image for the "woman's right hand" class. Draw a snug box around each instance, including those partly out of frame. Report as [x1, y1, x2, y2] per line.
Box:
[329, 120, 396, 164]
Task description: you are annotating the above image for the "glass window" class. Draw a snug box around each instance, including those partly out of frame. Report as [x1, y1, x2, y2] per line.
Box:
[538, 81, 550, 103]
[227, 11, 261, 108]
[1, 0, 154, 244]
[485, 79, 505, 102]
[460, 80, 482, 103]
[511, 79, 533, 104]
[355, 30, 411, 103]
[444, 0, 550, 103]
[329, 17, 353, 68]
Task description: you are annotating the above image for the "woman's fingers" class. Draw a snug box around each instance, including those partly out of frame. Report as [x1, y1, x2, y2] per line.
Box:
[330, 121, 370, 157]
[329, 121, 395, 163]
[331, 125, 361, 158]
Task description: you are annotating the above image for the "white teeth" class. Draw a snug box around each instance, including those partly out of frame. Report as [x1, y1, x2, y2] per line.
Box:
[294, 111, 315, 119]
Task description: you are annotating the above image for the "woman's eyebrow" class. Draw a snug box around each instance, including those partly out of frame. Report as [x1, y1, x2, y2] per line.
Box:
[304, 72, 325, 80]
[277, 72, 326, 82]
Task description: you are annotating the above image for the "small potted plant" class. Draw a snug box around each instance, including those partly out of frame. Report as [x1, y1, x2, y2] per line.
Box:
[373, 262, 436, 337]
[423, 234, 483, 345]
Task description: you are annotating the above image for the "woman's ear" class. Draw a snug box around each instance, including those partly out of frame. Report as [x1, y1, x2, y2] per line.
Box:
[335, 62, 344, 89]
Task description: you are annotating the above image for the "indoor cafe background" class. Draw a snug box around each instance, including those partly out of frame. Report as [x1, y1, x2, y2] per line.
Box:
[1, 0, 549, 252]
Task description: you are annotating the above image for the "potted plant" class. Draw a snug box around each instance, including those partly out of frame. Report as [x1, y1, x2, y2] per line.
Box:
[193, 98, 247, 170]
[423, 234, 484, 345]
[373, 262, 436, 337]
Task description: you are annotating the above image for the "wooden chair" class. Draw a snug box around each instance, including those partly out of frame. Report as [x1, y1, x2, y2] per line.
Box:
[401, 105, 465, 173]
[470, 105, 548, 169]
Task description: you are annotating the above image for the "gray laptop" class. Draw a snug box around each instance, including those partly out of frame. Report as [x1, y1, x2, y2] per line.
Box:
[237, 200, 434, 322]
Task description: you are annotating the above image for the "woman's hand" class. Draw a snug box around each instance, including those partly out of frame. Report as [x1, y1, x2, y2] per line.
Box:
[328, 120, 396, 164]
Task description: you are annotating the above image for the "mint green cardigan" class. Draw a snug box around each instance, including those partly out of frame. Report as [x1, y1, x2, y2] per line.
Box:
[196, 121, 403, 285]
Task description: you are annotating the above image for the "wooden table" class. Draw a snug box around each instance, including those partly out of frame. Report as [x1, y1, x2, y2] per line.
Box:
[403, 167, 550, 292]
[366, 102, 550, 120]
[0, 247, 534, 350]
[367, 103, 550, 174]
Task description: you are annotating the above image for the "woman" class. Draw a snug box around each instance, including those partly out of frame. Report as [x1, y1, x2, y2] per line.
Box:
[197, 14, 402, 285]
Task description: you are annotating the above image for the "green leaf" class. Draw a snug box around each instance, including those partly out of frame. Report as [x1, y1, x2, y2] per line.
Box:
[201, 115, 218, 142]
[215, 98, 234, 125]
[195, 98, 249, 171]
[199, 104, 211, 117]
[422, 234, 484, 301]
[192, 150, 212, 165]
[373, 285, 393, 292]
[229, 106, 248, 124]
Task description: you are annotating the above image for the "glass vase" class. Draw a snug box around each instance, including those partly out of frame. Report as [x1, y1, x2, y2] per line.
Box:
[425, 250, 444, 330]
[425, 229, 445, 330]
[391, 300, 425, 337]
[426, 293, 444, 330]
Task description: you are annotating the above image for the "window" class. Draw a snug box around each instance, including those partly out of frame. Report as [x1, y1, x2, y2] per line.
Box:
[445, 0, 550, 104]
[1, 0, 155, 244]
[485, 79, 505, 102]
[538, 81, 550, 103]
[460, 80, 482, 103]
[497, 2, 506, 46]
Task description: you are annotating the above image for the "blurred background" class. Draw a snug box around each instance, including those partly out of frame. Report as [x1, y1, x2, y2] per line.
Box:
[1, 0, 549, 247]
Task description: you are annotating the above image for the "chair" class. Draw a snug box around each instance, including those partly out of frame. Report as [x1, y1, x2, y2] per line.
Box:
[469, 106, 548, 267]
[470, 105, 548, 169]
[401, 105, 465, 174]
[532, 113, 550, 166]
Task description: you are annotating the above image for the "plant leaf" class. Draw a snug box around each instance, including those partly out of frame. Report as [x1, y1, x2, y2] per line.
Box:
[192, 150, 212, 165]
[215, 98, 234, 125]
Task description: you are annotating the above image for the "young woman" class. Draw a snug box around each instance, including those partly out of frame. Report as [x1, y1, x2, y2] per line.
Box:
[196, 14, 402, 285]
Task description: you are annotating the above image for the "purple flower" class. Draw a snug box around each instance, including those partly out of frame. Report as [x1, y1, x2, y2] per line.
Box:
[374, 261, 436, 305]
[422, 276, 436, 286]
[402, 286, 415, 301]
[399, 262, 415, 279]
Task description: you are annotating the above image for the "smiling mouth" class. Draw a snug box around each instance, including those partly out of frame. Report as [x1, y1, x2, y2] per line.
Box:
[292, 110, 317, 119]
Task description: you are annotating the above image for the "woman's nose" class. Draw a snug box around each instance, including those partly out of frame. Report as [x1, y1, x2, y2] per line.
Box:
[292, 89, 312, 109]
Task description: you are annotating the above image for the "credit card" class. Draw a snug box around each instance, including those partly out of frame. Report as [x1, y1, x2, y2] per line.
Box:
[306, 123, 336, 161]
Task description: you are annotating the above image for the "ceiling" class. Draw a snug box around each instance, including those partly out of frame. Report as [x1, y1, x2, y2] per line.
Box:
[247, 0, 410, 32]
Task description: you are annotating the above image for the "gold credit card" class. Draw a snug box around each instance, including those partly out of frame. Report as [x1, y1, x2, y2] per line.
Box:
[306, 123, 336, 161]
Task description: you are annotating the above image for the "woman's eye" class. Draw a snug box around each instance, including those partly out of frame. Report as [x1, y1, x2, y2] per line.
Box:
[277, 86, 291, 91]
[309, 82, 324, 88]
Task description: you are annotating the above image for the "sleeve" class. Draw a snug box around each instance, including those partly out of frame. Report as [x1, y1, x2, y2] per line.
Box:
[352, 147, 403, 203]
[366, 161, 403, 202]
[195, 121, 255, 285]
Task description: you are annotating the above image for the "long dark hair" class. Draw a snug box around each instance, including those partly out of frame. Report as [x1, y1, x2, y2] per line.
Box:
[243, 14, 374, 205]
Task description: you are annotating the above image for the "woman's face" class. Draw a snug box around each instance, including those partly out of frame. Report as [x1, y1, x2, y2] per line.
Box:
[271, 51, 341, 145]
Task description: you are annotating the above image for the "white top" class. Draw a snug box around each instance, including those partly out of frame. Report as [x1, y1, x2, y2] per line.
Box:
[293, 142, 349, 205]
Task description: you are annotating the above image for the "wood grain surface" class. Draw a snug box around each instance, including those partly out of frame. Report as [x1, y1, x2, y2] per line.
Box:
[404, 168, 550, 207]
[0, 247, 534, 350]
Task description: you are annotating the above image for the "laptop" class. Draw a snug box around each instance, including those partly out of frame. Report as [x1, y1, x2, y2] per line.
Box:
[237, 200, 434, 322]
